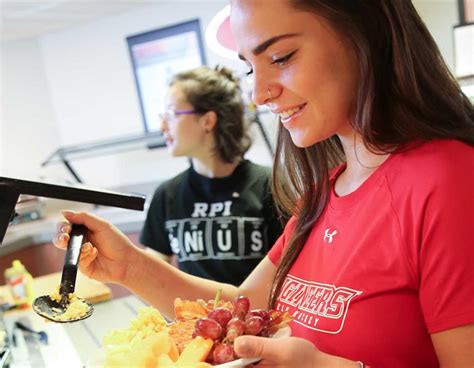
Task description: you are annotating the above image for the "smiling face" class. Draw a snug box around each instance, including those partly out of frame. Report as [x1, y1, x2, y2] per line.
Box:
[231, 0, 359, 148]
[160, 83, 207, 157]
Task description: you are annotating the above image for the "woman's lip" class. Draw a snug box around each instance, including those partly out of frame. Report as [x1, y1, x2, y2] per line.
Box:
[280, 104, 306, 126]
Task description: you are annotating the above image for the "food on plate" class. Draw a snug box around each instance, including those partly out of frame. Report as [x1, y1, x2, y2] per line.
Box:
[168, 317, 196, 354]
[103, 306, 168, 348]
[100, 294, 291, 367]
[192, 296, 292, 365]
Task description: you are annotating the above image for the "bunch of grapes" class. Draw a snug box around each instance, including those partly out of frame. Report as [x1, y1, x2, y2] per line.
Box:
[193, 296, 288, 365]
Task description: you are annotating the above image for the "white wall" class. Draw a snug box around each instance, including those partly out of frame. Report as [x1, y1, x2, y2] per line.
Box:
[0, 0, 459, 190]
[413, 0, 459, 71]
[0, 1, 273, 190]
[1, 38, 63, 180]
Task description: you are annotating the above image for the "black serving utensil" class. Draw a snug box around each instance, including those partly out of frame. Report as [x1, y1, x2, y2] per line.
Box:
[32, 224, 93, 323]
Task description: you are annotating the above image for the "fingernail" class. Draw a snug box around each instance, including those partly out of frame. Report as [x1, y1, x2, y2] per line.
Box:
[61, 210, 77, 216]
[59, 234, 68, 242]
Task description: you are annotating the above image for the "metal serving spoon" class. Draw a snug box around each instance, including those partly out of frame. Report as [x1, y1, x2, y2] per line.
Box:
[32, 224, 93, 323]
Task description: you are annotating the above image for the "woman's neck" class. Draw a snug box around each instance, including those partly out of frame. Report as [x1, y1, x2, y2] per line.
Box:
[335, 132, 390, 196]
[191, 156, 241, 178]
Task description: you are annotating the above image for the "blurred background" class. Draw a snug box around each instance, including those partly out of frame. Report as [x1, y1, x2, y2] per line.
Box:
[0, 1, 472, 366]
[1, 0, 472, 190]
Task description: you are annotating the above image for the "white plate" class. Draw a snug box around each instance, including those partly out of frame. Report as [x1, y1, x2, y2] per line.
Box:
[87, 326, 291, 367]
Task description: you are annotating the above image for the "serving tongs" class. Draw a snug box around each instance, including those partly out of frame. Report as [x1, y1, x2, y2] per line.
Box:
[32, 225, 93, 322]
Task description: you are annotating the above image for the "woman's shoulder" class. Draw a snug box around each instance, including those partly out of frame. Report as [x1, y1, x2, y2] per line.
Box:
[386, 139, 474, 192]
[391, 139, 473, 175]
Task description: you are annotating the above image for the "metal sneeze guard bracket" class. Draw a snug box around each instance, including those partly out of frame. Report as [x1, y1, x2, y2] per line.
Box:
[0, 176, 146, 245]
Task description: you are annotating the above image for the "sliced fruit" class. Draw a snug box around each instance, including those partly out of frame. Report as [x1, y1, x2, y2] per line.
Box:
[176, 336, 214, 365]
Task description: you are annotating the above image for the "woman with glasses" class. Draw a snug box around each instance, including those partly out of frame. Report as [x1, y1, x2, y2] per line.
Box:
[54, 1, 473, 366]
[139, 65, 284, 286]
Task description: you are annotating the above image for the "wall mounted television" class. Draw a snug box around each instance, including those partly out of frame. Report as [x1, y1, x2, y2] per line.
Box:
[127, 19, 207, 135]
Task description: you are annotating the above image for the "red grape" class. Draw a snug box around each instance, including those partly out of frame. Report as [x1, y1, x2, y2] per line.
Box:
[213, 343, 235, 364]
[205, 344, 216, 364]
[194, 317, 223, 340]
[208, 307, 232, 328]
[245, 315, 264, 335]
[247, 309, 270, 325]
[226, 317, 245, 342]
[233, 296, 250, 319]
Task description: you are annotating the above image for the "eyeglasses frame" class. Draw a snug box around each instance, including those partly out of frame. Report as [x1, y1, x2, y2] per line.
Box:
[159, 108, 201, 122]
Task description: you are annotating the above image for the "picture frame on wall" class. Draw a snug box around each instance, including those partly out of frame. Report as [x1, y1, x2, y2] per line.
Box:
[127, 19, 207, 135]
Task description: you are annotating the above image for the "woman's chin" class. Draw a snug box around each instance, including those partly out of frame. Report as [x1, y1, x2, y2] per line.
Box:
[288, 131, 318, 148]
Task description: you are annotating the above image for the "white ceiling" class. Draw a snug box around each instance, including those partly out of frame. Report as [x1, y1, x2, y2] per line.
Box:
[0, 0, 158, 41]
[0, 0, 459, 43]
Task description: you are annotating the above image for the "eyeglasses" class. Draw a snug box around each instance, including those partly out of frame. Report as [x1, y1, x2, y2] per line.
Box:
[159, 108, 199, 122]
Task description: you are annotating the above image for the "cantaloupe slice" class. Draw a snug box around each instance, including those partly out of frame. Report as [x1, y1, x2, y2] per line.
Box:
[174, 298, 208, 320]
[175, 336, 213, 365]
[168, 338, 179, 362]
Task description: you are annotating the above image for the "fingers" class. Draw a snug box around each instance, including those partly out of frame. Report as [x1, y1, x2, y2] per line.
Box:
[234, 335, 278, 360]
[53, 232, 69, 249]
[56, 221, 71, 234]
[60, 210, 111, 232]
[55, 210, 110, 250]
[80, 242, 98, 262]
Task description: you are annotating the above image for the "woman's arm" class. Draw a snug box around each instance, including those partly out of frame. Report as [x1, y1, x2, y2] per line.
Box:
[123, 246, 238, 318]
[239, 256, 278, 309]
[55, 210, 238, 318]
[54, 210, 279, 318]
[143, 247, 179, 267]
[431, 324, 474, 367]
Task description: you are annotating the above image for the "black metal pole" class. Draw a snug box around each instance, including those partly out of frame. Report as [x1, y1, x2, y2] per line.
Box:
[62, 159, 83, 184]
[0, 176, 146, 246]
[0, 188, 19, 245]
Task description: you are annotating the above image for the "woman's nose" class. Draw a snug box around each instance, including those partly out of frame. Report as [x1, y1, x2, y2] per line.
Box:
[251, 69, 269, 106]
[251, 72, 278, 106]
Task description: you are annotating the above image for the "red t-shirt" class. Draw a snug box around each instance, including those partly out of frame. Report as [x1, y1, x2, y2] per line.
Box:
[268, 140, 474, 367]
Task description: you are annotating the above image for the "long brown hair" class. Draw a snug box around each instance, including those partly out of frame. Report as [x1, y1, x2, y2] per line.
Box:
[270, 0, 474, 306]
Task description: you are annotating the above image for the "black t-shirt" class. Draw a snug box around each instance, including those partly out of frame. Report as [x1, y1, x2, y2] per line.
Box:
[140, 160, 284, 285]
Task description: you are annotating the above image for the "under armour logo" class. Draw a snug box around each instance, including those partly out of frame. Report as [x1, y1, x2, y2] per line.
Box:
[324, 228, 338, 244]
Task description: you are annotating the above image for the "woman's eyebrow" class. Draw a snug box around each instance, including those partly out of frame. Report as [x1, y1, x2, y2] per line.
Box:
[238, 33, 300, 61]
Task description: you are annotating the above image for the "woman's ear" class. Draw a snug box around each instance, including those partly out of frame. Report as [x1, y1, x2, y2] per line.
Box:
[201, 111, 217, 133]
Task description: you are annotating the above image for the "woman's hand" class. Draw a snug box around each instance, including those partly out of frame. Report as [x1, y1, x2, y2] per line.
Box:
[53, 210, 140, 285]
[234, 335, 360, 367]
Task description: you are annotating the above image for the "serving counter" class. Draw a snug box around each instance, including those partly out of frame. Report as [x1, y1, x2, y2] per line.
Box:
[1, 294, 147, 367]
